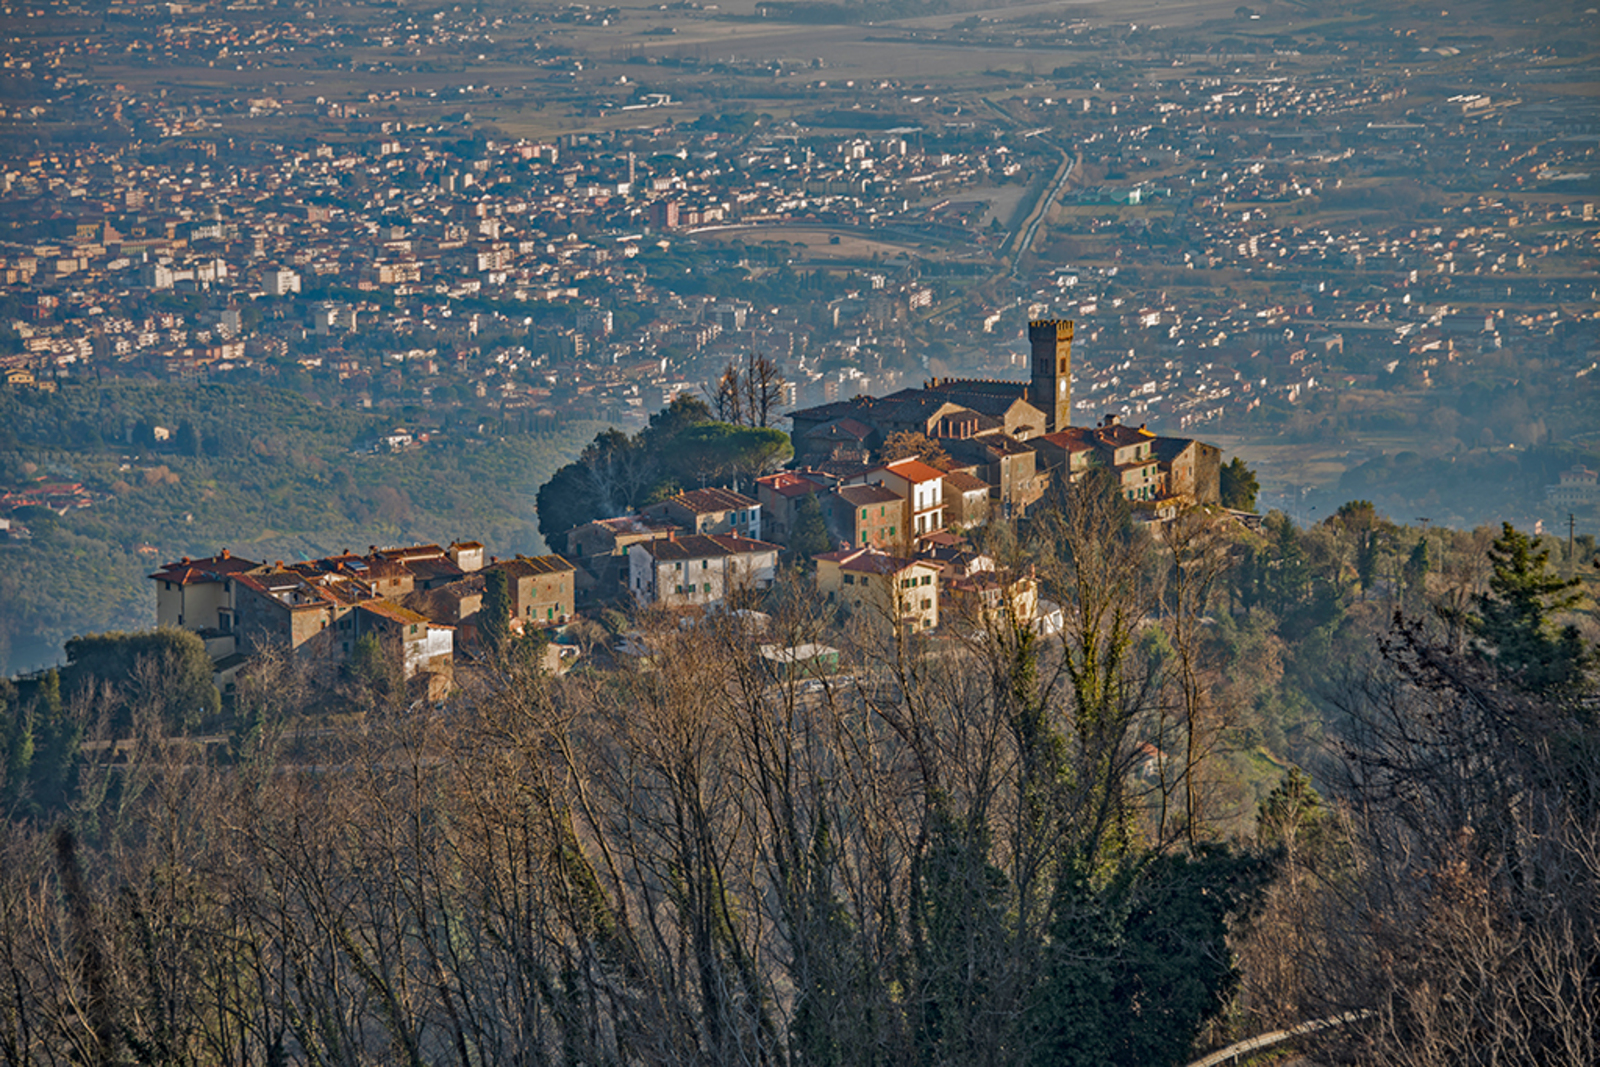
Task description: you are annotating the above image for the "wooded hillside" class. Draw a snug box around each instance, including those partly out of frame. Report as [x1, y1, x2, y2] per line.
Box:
[0, 381, 603, 674]
[1, 477, 1594, 1066]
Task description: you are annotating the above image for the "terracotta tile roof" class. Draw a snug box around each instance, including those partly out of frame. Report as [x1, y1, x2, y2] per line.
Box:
[813, 546, 931, 576]
[638, 533, 780, 561]
[1035, 428, 1098, 452]
[517, 553, 576, 575]
[757, 471, 827, 498]
[668, 486, 758, 513]
[878, 457, 947, 484]
[802, 417, 874, 443]
[594, 515, 679, 534]
[834, 483, 903, 506]
[1096, 424, 1156, 447]
[490, 553, 576, 578]
[356, 600, 431, 626]
[404, 556, 466, 584]
[942, 470, 991, 493]
[148, 548, 259, 584]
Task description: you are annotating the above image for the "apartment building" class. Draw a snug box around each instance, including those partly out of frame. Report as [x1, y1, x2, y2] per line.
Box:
[813, 546, 941, 632]
[642, 486, 763, 541]
[628, 532, 780, 608]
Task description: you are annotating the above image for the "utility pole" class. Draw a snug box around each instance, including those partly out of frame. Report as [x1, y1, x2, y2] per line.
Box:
[1569, 513, 1577, 577]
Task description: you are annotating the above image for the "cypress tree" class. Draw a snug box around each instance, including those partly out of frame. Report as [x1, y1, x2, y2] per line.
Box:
[481, 567, 511, 656]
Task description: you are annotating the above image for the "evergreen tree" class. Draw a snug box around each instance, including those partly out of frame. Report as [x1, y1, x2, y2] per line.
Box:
[1256, 768, 1330, 857]
[1402, 536, 1430, 598]
[1471, 523, 1589, 693]
[1355, 529, 1380, 594]
[789, 493, 831, 563]
[0, 677, 32, 804]
[16, 669, 79, 810]
[1029, 847, 1269, 1067]
[1219, 458, 1259, 511]
[63, 629, 219, 732]
[347, 633, 391, 695]
[480, 567, 511, 656]
[1262, 512, 1309, 616]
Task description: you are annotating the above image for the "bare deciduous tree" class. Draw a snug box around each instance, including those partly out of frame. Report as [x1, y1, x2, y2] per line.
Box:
[711, 353, 786, 429]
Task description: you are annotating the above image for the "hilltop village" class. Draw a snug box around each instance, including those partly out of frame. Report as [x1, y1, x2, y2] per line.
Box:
[2, 0, 1597, 674]
[148, 319, 1230, 695]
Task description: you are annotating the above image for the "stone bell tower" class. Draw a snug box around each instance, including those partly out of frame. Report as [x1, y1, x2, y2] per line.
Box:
[1028, 319, 1073, 433]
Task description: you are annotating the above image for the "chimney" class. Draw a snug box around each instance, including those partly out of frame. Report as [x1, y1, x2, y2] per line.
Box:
[220, 547, 230, 559]
[180, 556, 191, 564]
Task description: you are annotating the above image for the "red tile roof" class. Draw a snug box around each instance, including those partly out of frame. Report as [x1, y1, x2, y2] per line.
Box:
[638, 533, 780, 561]
[878, 458, 947, 484]
[148, 549, 260, 584]
[757, 471, 827, 498]
[668, 486, 759, 513]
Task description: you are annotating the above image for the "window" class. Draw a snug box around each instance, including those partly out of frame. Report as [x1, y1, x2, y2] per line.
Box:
[702, 582, 711, 593]
[675, 561, 683, 571]
[861, 507, 868, 519]
[844, 574, 855, 585]
[922, 600, 931, 610]
[922, 575, 932, 586]
[410, 624, 419, 635]
[675, 585, 683, 595]
[702, 560, 709, 569]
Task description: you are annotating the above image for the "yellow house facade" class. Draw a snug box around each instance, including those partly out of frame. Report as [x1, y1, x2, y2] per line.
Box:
[814, 547, 941, 632]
